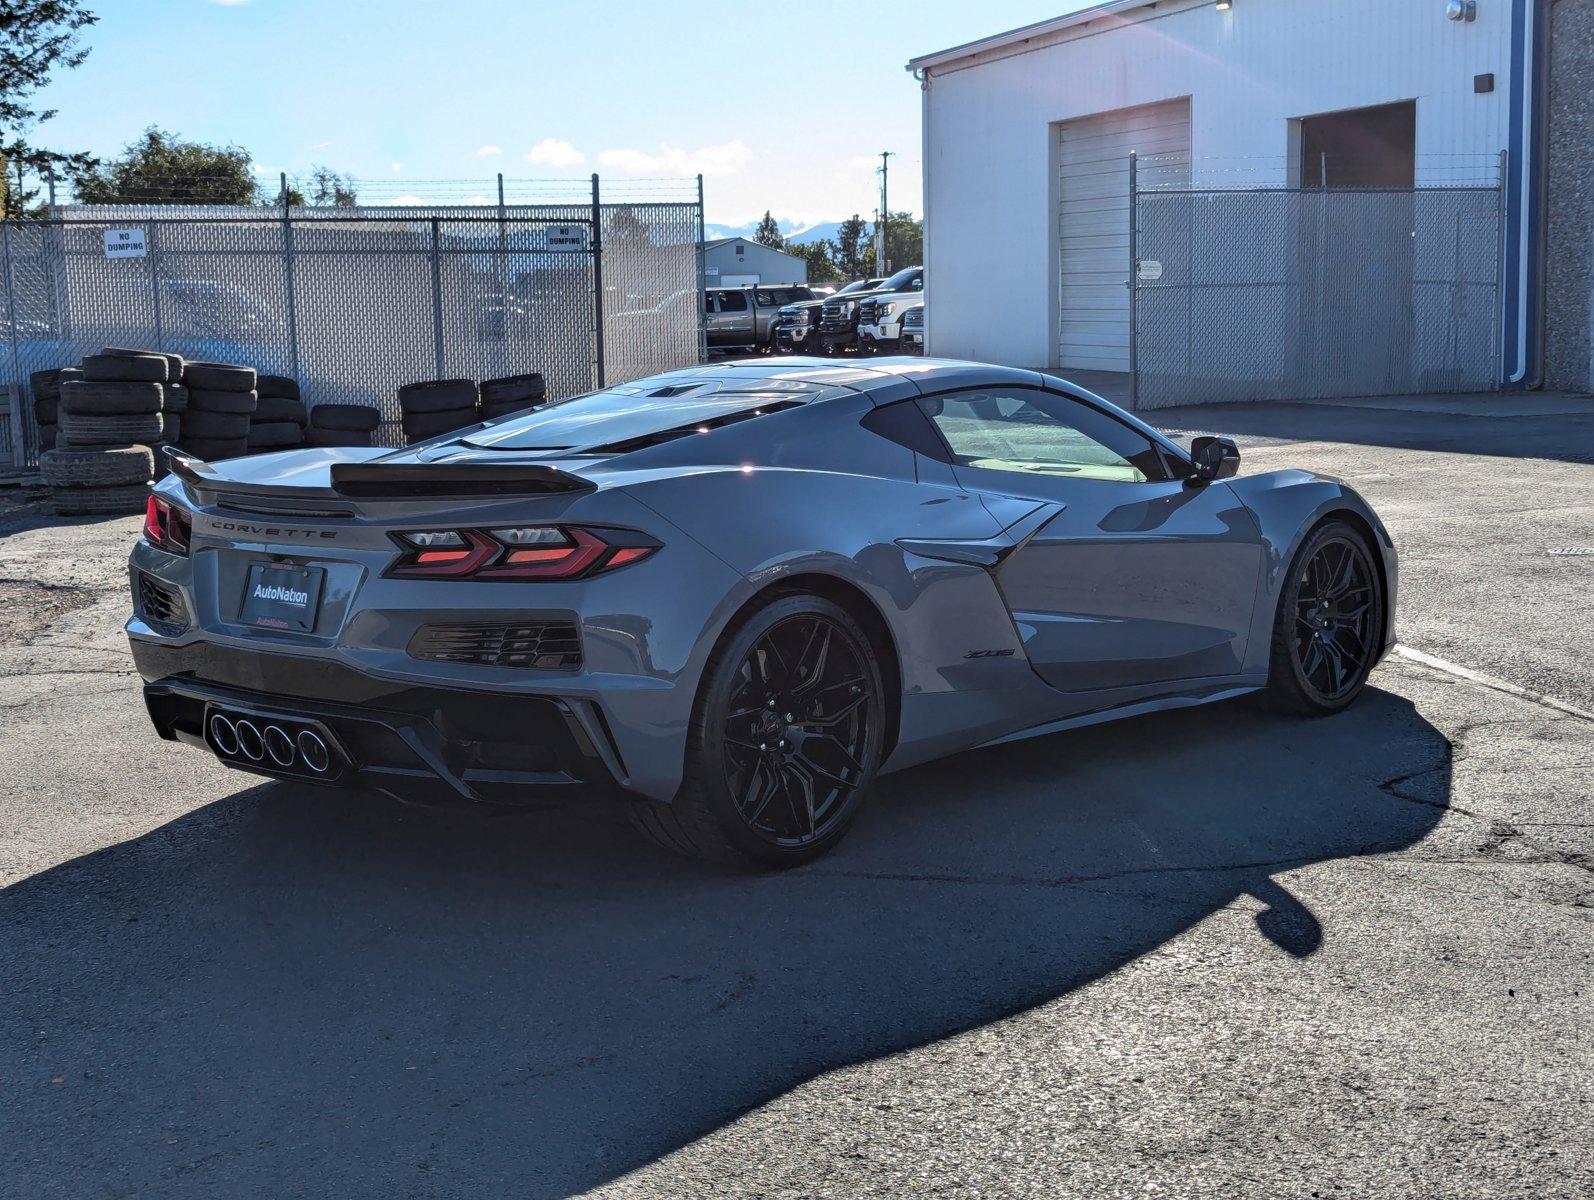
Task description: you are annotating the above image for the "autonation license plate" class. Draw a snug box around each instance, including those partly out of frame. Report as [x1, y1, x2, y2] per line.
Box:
[240, 562, 324, 632]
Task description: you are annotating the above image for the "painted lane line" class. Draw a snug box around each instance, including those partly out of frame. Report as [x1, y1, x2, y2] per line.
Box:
[1392, 644, 1594, 723]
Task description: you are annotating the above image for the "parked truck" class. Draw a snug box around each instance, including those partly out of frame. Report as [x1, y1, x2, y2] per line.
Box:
[704, 284, 817, 354]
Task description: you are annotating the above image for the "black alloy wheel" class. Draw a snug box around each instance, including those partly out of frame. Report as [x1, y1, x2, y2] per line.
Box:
[628, 594, 885, 867]
[720, 611, 875, 848]
[1266, 521, 1385, 714]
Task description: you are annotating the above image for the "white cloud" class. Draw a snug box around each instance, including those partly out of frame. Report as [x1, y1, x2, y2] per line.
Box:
[390, 161, 403, 173]
[475, 144, 503, 158]
[464, 195, 490, 205]
[524, 138, 586, 168]
[312, 140, 332, 151]
[596, 140, 752, 177]
[208, 0, 251, 6]
[251, 164, 269, 176]
[390, 195, 425, 205]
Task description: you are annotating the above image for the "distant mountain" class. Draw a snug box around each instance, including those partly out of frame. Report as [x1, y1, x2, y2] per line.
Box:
[702, 218, 864, 248]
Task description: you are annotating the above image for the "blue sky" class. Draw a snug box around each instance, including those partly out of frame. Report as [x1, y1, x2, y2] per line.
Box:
[32, 0, 1092, 226]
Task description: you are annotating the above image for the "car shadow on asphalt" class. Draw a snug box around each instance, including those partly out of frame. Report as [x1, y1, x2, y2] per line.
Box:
[0, 686, 1449, 1197]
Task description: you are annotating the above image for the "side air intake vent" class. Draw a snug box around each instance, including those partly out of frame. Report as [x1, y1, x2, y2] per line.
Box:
[409, 622, 582, 670]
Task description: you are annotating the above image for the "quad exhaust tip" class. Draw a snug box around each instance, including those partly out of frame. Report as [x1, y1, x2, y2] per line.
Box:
[207, 711, 333, 775]
[297, 729, 331, 773]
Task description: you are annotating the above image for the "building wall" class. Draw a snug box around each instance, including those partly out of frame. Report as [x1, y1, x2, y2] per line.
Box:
[921, 0, 1520, 368]
[702, 240, 807, 286]
[1544, 0, 1593, 392]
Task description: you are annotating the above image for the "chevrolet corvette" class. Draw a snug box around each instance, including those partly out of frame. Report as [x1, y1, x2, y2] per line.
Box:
[128, 359, 1395, 867]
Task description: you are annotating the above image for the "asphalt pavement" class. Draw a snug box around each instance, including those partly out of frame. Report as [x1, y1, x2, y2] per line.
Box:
[0, 392, 1589, 1199]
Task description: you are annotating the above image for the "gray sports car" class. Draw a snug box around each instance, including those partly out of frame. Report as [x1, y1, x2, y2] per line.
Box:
[127, 359, 1396, 867]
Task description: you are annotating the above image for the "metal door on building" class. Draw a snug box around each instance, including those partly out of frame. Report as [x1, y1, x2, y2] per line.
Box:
[1056, 98, 1190, 373]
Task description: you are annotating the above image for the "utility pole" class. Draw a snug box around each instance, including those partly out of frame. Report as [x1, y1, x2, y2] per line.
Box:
[876, 151, 893, 273]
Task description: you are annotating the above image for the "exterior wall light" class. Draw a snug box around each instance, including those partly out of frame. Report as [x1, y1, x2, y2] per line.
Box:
[1215, 0, 1232, 9]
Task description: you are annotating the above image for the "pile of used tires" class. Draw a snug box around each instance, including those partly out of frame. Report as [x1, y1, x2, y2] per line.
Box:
[247, 374, 307, 454]
[307, 403, 380, 448]
[38, 348, 183, 516]
[398, 371, 546, 444]
[179, 361, 258, 460]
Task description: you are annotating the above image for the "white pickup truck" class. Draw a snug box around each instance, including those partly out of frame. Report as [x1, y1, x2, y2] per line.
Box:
[855, 265, 924, 354]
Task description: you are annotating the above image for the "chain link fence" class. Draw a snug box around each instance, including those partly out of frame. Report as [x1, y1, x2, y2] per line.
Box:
[0, 180, 704, 468]
[1131, 180, 1504, 410]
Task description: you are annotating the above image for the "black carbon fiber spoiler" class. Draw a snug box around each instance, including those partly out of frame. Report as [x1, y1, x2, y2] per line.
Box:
[162, 446, 593, 500]
[328, 462, 595, 498]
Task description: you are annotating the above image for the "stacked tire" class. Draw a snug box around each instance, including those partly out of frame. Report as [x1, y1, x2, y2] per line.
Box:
[306, 403, 380, 448]
[43, 349, 172, 516]
[179, 361, 257, 461]
[248, 374, 307, 454]
[28, 367, 81, 453]
[478, 372, 546, 421]
[399, 378, 479, 444]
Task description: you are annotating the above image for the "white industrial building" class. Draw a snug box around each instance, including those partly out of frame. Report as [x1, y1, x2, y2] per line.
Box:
[909, 0, 1550, 402]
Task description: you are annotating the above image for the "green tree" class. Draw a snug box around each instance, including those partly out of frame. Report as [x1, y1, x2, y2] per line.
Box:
[306, 164, 356, 207]
[753, 209, 783, 249]
[830, 213, 872, 280]
[863, 211, 923, 275]
[73, 127, 257, 205]
[1, 0, 98, 217]
[785, 239, 842, 284]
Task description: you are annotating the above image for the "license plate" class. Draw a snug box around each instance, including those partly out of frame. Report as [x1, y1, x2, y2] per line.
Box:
[905, 333, 922, 345]
[240, 562, 324, 632]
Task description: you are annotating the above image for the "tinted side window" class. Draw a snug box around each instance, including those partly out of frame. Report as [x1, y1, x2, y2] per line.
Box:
[702, 293, 716, 314]
[718, 290, 749, 312]
[755, 289, 777, 306]
[916, 388, 1167, 483]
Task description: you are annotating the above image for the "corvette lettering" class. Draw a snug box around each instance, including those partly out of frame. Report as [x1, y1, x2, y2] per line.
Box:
[208, 519, 337, 540]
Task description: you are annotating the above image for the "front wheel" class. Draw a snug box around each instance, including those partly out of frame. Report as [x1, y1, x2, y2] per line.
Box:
[628, 594, 886, 868]
[1262, 520, 1385, 715]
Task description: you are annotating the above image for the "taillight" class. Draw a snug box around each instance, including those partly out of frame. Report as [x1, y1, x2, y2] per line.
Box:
[143, 495, 191, 556]
[387, 526, 657, 580]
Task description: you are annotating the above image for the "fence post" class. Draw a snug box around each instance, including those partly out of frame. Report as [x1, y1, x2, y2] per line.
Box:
[280, 173, 301, 383]
[429, 217, 445, 380]
[496, 172, 509, 376]
[2, 221, 26, 468]
[147, 220, 165, 350]
[1127, 150, 1139, 411]
[1494, 148, 1509, 388]
[696, 173, 708, 365]
[590, 173, 606, 389]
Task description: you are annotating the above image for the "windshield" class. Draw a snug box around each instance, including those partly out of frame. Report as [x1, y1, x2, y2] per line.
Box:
[836, 278, 884, 296]
[881, 266, 921, 292]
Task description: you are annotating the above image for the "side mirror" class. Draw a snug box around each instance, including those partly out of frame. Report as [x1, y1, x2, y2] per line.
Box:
[1189, 435, 1241, 483]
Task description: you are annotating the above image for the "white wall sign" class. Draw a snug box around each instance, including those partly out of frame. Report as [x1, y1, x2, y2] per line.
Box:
[104, 228, 148, 259]
[1136, 259, 1164, 282]
[544, 224, 589, 252]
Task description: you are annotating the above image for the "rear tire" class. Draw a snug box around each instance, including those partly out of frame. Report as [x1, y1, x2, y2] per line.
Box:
[628, 593, 886, 869]
[1262, 520, 1385, 715]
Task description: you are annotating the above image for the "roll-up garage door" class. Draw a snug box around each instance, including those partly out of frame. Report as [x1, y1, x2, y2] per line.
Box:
[1057, 99, 1190, 372]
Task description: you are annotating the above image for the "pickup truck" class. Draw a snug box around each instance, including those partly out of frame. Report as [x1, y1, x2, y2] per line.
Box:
[773, 277, 883, 354]
[704, 284, 817, 353]
[899, 303, 924, 353]
[856, 265, 925, 354]
[816, 268, 919, 354]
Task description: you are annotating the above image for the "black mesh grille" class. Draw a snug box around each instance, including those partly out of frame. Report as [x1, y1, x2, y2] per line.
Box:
[137, 572, 189, 631]
[408, 622, 582, 670]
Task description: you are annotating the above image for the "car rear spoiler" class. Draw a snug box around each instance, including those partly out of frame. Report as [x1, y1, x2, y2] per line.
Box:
[328, 462, 595, 498]
[163, 446, 594, 500]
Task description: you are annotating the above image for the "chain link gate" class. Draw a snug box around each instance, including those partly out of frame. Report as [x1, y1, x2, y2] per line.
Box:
[0, 181, 704, 469]
[1128, 158, 1506, 410]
